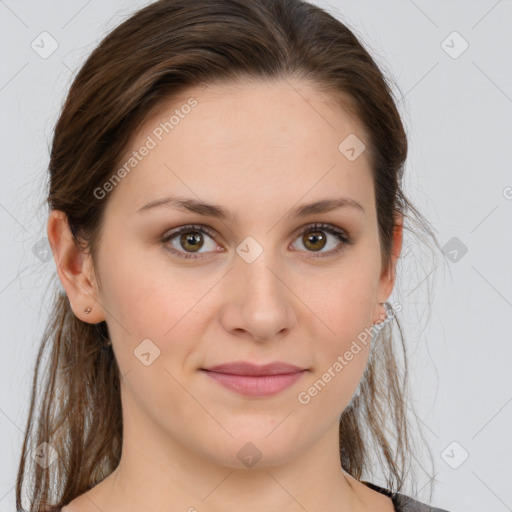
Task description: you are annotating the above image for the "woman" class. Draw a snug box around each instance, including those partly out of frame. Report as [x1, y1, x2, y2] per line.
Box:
[16, 0, 449, 510]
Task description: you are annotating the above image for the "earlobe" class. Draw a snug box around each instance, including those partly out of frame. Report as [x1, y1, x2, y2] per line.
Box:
[47, 210, 105, 324]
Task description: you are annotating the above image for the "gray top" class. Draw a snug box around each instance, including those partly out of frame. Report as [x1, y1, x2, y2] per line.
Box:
[363, 481, 451, 512]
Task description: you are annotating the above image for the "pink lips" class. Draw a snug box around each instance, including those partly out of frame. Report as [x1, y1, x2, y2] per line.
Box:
[201, 361, 307, 397]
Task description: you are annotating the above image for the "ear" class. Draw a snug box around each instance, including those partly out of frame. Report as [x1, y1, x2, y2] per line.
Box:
[47, 210, 105, 324]
[373, 211, 403, 323]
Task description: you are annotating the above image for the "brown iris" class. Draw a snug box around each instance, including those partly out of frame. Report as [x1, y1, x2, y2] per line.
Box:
[180, 231, 204, 252]
[302, 229, 327, 251]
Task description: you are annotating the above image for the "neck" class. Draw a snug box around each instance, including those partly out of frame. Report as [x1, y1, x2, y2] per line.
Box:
[85, 403, 364, 512]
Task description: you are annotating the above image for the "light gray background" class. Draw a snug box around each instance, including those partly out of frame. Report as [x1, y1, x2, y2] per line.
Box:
[1, 1, 511, 511]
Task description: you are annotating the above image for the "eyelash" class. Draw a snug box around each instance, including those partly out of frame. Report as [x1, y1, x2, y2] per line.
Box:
[161, 223, 352, 260]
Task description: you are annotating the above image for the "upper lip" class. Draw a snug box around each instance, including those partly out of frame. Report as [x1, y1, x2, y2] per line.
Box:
[202, 361, 306, 376]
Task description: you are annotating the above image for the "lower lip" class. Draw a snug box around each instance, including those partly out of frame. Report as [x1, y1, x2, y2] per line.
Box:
[201, 370, 307, 397]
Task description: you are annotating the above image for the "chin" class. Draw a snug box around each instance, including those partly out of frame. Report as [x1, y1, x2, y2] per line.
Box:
[198, 426, 304, 470]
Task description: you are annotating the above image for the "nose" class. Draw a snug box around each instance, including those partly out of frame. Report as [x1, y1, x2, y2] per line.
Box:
[218, 250, 297, 342]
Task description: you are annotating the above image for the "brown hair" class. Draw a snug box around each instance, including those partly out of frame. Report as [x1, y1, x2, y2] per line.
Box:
[16, 0, 443, 510]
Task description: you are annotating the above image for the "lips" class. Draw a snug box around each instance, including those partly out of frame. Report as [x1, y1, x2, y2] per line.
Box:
[201, 361, 308, 397]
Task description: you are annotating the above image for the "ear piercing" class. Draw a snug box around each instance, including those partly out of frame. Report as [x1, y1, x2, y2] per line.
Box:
[373, 302, 392, 328]
[83, 307, 113, 350]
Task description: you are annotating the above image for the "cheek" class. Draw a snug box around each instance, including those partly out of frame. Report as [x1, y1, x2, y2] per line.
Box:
[97, 240, 189, 338]
[298, 312, 372, 421]
[97, 243, 216, 386]
[301, 234, 382, 329]
[308, 269, 378, 345]
[299, 264, 378, 404]
[97, 248, 203, 411]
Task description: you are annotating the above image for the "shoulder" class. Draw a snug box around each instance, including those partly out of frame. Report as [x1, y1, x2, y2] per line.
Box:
[362, 481, 452, 512]
[393, 493, 451, 512]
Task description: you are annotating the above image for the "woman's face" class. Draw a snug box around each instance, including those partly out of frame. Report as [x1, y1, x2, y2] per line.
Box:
[72, 79, 400, 469]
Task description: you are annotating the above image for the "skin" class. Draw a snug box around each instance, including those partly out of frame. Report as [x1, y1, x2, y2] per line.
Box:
[48, 78, 402, 512]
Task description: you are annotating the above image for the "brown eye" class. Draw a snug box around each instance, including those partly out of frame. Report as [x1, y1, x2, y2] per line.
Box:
[162, 225, 220, 260]
[291, 223, 351, 258]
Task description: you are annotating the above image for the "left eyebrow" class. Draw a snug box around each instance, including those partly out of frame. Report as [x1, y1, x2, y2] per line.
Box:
[136, 195, 366, 220]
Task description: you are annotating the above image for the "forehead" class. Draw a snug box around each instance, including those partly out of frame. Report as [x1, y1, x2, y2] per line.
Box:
[161, 79, 366, 149]
[106, 78, 374, 221]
